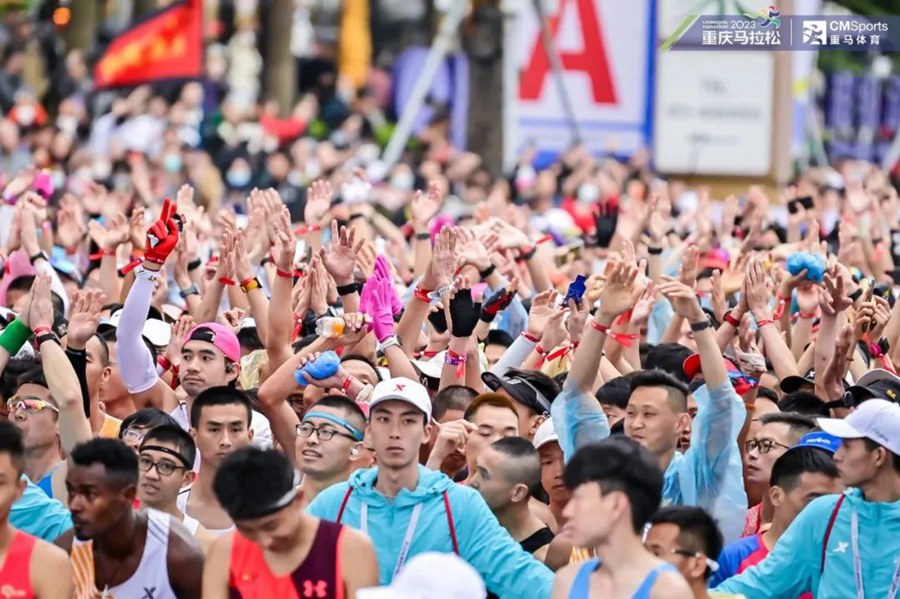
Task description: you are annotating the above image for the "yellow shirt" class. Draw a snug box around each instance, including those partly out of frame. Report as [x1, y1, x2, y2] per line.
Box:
[98, 414, 122, 438]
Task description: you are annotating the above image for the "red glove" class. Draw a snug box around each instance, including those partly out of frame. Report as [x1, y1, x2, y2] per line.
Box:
[144, 198, 181, 266]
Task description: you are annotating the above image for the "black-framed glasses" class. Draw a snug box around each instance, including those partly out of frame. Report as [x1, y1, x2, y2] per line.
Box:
[296, 422, 357, 441]
[138, 455, 187, 476]
[745, 438, 792, 454]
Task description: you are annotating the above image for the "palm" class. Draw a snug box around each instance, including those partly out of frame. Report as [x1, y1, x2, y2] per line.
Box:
[412, 185, 441, 225]
[305, 180, 333, 223]
[323, 245, 357, 282]
[528, 306, 552, 335]
[68, 312, 98, 347]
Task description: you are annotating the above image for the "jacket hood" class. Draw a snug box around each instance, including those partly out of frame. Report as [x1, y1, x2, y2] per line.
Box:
[347, 465, 455, 506]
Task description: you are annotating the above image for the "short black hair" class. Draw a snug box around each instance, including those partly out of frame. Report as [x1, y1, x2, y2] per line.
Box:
[5, 275, 35, 299]
[70, 438, 139, 487]
[90, 333, 110, 367]
[0, 419, 25, 474]
[237, 327, 263, 353]
[340, 353, 382, 382]
[485, 329, 514, 348]
[1, 359, 38, 400]
[190, 386, 252, 428]
[758, 412, 816, 443]
[432, 385, 477, 421]
[643, 343, 693, 383]
[309, 395, 367, 433]
[490, 436, 541, 496]
[770, 446, 839, 490]
[119, 408, 180, 437]
[140, 424, 197, 467]
[778, 391, 829, 417]
[596, 376, 632, 410]
[862, 438, 900, 474]
[756, 386, 780, 405]
[214, 446, 296, 520]
[15, 367, 48, 391]
[629, 369, 689, 413]
[649, 505, 724, 577]
[564, 437, 663, 533]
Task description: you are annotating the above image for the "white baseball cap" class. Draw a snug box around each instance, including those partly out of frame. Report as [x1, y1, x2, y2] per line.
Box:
[99, 308, 172, 347]
[369, 377, 432, 421]
[533, 418, 559, 450]
[411, 351, 446, 380]
[357, 552, 486, 599]
[817, 399, 900, 456]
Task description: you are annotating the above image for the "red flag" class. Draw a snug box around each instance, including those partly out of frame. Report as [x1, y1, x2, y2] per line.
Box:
[93, 0, 202, 90]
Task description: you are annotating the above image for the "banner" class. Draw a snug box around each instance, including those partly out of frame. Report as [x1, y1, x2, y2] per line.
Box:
[94, 0, 203, 90]
[513, 0, 656, 157]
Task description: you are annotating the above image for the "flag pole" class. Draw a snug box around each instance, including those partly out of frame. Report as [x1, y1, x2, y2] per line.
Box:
[531, 0, 581, 145]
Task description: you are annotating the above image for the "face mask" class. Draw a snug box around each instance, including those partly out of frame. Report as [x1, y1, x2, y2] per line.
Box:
[163, 153, 182, 173]
[578, 183, 600, 204]
[391, 172, 414, 191]
[56, 115, 78, 135]
[287, 169, 304, 186]
[15, 105, 34, 126]
[305, 160, 321, 180]
[227, 169, 251, 188]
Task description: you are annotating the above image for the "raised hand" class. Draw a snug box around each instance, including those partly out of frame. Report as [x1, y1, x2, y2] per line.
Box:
[869, 295, 891, 340]
[165, 315, 195, 368]
[321, 220, 364, 286]
[744, 258, 771, 320]
[658, 275, 706, 323]
[2, 166, 35, 199]
[430, 226, 459, 289]
[598, 261, 644, 320]
[456, 226, 491, 272]
[215, 230, 236, 280]
[630, 282, 657, 325]
[271, 207, 297, 273]
[540, 308, 569, 352]
[481, 278, 518, 323]
[28, 273, 54, 331]
[411, 181, 443, 229]
[819, 266, 852, 317]
[144, 199, 181, 268]
[795, 283, 819, 316]
[678, 245, 700, 289]
[232, 229, 254, 284]
[566, 297, 590, 344]
[309, 255, 331, 316]
[356, 242, 377, 283]
[709, 270, 726, 323]
[304, 179, 333, 224]
[66, 289, 106, 349]
[526, 289, 558, 339]
[484, 221, 531, 252]
[332, 312, 373, 347]
[103, 213, 130, 252]
[129, 206, 147, 250]
[447, 283, 482, 339]
[292, 275, 311, 320]
[373, 256, 403, 316]
[822, 324, 853, 401]
[218, 307, 247, 332]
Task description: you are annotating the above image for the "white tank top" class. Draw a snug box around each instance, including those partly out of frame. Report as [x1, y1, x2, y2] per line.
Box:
[71, 508, 176, 599]
[181, 512, 200, 535]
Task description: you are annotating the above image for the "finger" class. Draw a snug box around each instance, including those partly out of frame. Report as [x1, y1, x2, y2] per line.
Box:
[160, 198, 173, 222]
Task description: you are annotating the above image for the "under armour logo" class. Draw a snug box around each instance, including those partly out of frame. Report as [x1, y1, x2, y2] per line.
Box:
[834, 541, 849, 554]
[302, 580, 328, 598]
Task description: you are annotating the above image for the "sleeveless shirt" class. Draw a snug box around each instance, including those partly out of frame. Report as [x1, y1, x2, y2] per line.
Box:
[569, 558, 678, 599]
[71, 508, 177, 599]
[0, 529, 37, 599]
[228, 519, 346, 599]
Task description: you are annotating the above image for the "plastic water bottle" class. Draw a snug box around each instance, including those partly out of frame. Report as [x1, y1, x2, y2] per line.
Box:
[295, 351, 341, 386]
[315, 317, 345, 338]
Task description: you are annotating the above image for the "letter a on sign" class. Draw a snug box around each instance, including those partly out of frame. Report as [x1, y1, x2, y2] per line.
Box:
[519, 0, 617, 104]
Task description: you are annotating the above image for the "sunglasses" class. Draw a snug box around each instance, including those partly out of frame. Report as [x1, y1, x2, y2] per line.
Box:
[6, 396, 59, 414]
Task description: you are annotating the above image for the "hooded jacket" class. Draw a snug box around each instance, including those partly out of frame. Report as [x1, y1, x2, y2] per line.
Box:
[715, 488, 900, 598]
[307, 464, 553, 598]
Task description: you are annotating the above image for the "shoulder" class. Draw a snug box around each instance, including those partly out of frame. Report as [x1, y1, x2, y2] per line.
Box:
[550, 561, 583, 597]
[307, 481, 354, 518]
[53, 527, 75, 553]
[166, 514, 205, 568]
[32, 536, 71, 570]
[797, 493, 845, 527]
[338, 524, 374, 556]
[206, 531, 235, 567]
[649, 569, 694, 598]
[719, 534, 760, 560]
[30, 537, 74, 595]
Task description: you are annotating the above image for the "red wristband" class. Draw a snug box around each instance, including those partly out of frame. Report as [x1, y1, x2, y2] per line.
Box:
[590, 321, 610, 334]
[522, 331, 541, 344]
[341, 374, 353, 393]
[240, 276, 256, 287]
[798, 311, 817, 319]
[414, 287, 432, 303]
[535, 344, 549, 357]
[275, 268, 293, 279]
[32, 326, 51, 337]
[724, 311, 741, 327]
[218, 276, 236, 286]
[294, 224, 322, 235]
[158, 355, 172, 372]
[756, 318, 774, 328]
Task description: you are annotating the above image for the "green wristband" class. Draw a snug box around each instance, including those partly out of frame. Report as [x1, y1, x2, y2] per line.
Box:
[0, 319, 33, 355]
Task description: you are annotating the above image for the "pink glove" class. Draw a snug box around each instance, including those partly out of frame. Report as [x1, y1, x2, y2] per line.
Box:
[374, 256, 403, 316]
[369, 276, 396, 343]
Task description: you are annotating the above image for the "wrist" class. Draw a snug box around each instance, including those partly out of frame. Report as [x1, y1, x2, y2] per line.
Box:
[333, 276, 354, 288]
[595, 312, 617, 326]
[142, 261, 162, 272]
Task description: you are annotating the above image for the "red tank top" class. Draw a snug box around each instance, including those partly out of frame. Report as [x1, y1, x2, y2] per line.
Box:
[0, 529, 37, 599]
[228, 519, 345, 599]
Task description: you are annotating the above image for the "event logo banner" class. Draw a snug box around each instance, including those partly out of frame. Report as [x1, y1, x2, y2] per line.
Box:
[661, 7, 899, 52]
[94, 0, 202, 89]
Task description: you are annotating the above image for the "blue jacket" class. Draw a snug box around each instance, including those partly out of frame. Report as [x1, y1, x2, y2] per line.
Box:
[551, 381, 748, 542]
[11, 475, 73, 541]
[307, 465, 553, 598]
[716, 489, 900, 598]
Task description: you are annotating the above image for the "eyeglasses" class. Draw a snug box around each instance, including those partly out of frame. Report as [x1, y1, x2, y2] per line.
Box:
[670, 548, 720, 573]
[6, 396, 59, 414]
[122, 427, 148, 443]
[296, 423, 357, 441]
[745, 438, 792, 454]
[138, 455, 187, 477]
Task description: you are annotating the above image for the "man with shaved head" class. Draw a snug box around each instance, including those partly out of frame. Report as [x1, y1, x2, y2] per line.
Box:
[470, 436, 554, 562]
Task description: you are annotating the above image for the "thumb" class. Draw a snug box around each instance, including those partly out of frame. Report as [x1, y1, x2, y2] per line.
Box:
[461, 420, 478, 432]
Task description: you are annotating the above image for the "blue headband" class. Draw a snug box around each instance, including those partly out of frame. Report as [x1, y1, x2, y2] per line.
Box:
[302, 411, 364, 442]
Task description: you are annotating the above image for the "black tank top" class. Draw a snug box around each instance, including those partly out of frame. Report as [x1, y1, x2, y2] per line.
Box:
[520, 526, 554, 554]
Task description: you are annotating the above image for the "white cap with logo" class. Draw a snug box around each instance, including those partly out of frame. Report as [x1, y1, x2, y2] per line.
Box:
[369, 377, 432, 421]
[817, 398, 900, 456]
[533, 418, 559, 450]
[356, 552, 486, 599]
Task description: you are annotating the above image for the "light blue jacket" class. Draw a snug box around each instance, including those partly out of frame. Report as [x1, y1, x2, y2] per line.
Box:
[551, 381, 748, 542]
[715, 489, 900, 598]
[11, 475, 73, 541]
[307, 464, 553, 598]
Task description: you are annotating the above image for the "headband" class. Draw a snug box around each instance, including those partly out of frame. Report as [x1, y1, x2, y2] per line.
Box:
[139, 444, 191, 469]
[302, 411, 364, 442]
[232, 470, 302, 520]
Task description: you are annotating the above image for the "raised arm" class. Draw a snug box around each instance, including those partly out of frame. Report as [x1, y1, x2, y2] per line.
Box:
[64, 289, 107, 432]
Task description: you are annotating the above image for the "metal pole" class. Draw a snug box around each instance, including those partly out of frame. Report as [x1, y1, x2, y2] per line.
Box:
[501, 0, 520, 172]
[531, 0, 581, 145]
[381, 0, 468, 171]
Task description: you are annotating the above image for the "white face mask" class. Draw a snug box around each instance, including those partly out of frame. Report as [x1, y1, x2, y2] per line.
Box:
[578, 183, 600, 204]
[391, 172, 414, 191]
[15, 105, 34, 126]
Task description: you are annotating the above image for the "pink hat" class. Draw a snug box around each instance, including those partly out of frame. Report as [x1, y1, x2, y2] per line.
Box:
[0, 251, 36, 307]
[183, 323, 241, 362]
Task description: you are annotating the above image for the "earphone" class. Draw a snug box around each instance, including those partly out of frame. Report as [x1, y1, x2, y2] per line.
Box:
[350, 447, 360, 457]
[225, 363, 234, 373]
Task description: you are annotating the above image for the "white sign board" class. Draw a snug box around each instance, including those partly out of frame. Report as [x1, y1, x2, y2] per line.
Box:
[654, 51, 774, 176]
[513, 0, 655, 156]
